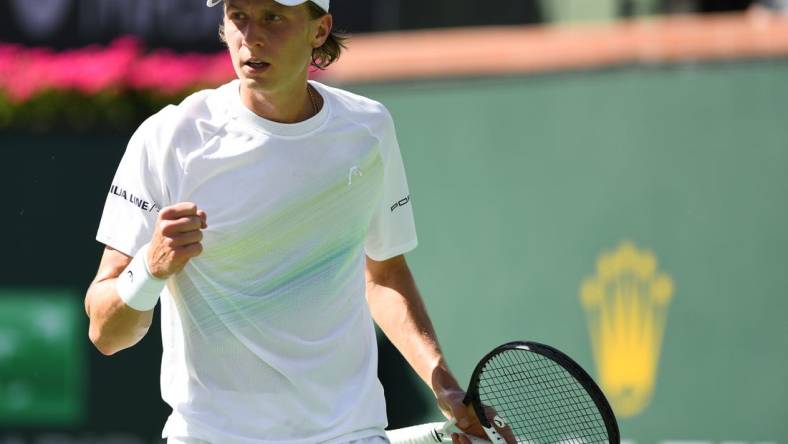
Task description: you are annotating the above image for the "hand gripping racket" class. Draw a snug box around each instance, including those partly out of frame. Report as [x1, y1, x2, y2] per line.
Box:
[385, 341, 620, 444]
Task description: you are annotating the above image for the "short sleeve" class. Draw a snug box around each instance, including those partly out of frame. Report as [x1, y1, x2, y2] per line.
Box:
[364, 111, 418, 261]
[96, 117, 169, 257]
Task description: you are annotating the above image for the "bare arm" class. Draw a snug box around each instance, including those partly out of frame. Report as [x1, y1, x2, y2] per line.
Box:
[85, 202, 206, 356]
[85, 247, 153, 356]
[365, 255, 477, 443]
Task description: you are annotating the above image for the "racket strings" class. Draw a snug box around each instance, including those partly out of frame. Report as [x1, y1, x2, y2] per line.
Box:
[477, 349, 609, 443]
[483, 365, 603, 438]
[486, 356, 605, 438]
[482, 367, 604, 441]
[481, 354, 606, 442]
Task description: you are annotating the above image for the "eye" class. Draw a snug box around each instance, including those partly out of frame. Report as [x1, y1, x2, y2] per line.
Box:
[228, 11, 247, 21]
[266, 13, 283, 22]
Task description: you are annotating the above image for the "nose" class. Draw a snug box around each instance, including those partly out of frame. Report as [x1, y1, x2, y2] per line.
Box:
[242, 21, 265, 48]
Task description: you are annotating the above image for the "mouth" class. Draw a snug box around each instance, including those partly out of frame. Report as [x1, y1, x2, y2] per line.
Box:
[243, 58, 270, 72]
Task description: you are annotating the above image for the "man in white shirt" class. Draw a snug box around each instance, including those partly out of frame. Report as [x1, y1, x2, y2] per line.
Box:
[84, 1, 482, 443]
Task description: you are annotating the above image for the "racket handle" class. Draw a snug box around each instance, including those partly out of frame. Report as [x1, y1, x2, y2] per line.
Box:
[385, 421, 490, 444]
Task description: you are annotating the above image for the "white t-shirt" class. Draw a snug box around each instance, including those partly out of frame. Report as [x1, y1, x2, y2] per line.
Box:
[96, 80, 418, 444]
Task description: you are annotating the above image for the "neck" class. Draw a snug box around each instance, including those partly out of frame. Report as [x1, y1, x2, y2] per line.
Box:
[239, 77, 320, 124]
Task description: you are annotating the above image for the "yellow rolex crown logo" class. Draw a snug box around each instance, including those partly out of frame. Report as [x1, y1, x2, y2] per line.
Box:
[580, 241, 673, 417]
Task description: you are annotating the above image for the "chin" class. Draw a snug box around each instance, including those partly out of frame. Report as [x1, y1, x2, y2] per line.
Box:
[239, 76, 271, 90]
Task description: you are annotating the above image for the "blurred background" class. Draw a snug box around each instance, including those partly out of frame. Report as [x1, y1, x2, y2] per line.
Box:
[1, 0, 787, 443]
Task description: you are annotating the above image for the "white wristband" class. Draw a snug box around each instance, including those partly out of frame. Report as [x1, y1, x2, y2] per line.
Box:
[115, 243, 166, 311]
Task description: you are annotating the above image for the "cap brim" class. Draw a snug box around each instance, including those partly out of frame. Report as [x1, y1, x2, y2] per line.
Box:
[271, 0, 311, 5]
[206, 0, 326, 8]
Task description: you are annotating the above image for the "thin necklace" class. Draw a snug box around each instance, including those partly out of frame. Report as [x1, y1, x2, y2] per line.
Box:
[307, 84, 319, 116]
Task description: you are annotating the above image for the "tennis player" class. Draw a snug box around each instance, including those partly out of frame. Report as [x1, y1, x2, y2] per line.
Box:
[85, 1, 481, 443]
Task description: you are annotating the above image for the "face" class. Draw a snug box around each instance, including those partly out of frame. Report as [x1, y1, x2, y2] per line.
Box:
[223, 0, 331, 94]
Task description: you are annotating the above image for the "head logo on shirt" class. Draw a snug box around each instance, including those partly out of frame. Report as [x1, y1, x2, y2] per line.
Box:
[348, 166, 364, 185]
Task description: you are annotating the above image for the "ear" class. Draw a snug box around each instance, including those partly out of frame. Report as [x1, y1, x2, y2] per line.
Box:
[311, 13, 332, 48]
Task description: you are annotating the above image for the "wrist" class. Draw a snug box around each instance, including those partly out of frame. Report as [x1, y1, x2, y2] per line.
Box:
[430, 359, 463, 395]
[115, 243, 166, 311]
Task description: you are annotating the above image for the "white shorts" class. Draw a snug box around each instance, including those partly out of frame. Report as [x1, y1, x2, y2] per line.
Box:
[167, 436, 389, 444]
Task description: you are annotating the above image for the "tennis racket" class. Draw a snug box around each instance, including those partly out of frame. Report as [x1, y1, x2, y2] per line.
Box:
[385, 341, 619, 444]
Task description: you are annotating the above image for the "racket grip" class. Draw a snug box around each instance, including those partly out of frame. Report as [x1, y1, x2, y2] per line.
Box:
[386, 422, 449, 444]
[385, 421, 490, 444]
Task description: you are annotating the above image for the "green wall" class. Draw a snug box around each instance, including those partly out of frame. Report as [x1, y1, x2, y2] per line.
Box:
[349, 60, 788, 443]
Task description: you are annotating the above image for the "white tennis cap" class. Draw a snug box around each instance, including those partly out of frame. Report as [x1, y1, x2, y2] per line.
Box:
[207, 0, 329, 12]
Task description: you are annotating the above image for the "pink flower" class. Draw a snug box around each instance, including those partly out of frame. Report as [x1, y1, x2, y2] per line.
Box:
[0, 37, 274, 102]
[128, 48, 234, 95]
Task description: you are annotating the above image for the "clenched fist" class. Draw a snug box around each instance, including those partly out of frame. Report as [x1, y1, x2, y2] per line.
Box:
[147, 202, 207, 279]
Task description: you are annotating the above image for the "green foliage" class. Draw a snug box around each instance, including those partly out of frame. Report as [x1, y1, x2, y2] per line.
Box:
[0, 89, 198, 132]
